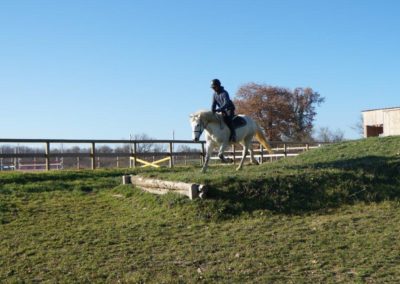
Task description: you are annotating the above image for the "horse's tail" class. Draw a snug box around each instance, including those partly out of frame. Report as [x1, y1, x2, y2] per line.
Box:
[254, 124, 273, 154]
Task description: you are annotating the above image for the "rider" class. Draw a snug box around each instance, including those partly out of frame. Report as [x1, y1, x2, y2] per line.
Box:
[211, 79, 236, 142]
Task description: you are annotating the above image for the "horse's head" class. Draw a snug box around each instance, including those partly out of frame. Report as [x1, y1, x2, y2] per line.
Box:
[189, 113, 204, 142]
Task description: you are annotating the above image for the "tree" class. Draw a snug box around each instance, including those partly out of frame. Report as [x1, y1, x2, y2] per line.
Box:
[314, 127, 345, 143]
[234, 83, 324, 141]
[176, 145, 200, 153]
[351, 115, 364, 138]
[130, 133, 166, 153]
[98, 145, 113, 153]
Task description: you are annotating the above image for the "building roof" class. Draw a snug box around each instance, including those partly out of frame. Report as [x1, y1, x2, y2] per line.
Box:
[362, 106, 400, 113]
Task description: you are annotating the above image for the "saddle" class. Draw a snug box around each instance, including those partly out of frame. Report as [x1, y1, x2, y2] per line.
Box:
[215, 113, 247, 129]
[231, 116, 247, 129]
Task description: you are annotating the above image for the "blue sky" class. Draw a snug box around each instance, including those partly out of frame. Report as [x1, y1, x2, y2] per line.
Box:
[1, 0, 399, 140]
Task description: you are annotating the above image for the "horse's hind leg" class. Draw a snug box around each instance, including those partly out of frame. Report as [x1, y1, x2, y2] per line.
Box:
[236, 143, 249, 171]
[249, 148, 259, 165]
[218, 143, 230, 163]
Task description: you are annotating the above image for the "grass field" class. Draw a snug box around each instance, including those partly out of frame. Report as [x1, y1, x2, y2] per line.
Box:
[1, 136, 400, 283]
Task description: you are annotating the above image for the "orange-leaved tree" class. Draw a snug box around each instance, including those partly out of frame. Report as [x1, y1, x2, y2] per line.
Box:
[234, 83, 324, 141]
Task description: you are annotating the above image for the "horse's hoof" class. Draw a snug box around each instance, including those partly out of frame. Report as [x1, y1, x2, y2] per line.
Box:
[236, 166, 242, 171]
[201, 168, 206, 173]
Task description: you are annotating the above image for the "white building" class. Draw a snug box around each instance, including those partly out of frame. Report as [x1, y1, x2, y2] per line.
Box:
[362, 107, 400, 137]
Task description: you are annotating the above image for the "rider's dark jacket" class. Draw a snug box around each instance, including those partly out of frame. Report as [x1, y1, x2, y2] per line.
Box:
[211, 87, 235, 113]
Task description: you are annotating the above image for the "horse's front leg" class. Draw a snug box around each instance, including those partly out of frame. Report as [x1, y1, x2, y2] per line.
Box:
[201, 142, 213, 173]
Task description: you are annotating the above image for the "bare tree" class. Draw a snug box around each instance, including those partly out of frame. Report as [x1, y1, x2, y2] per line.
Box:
[176, 145, 200, 153]
[130, 133, 166, 153]
[351, 115, 364, 138]
[98, 145, 113, 153]
[314, 127, 345, 142]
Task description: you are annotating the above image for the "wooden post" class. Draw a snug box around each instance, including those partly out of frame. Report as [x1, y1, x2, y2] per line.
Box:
[201, 142, 205, 166]
[132, 142, 137, 168]
[284, 143, 287, 157]
[169, 142, 174, 168]
[122, 175, 131, 185]
[77, 157, 80, 170]
[259, 143, 263, 164]
[45, 141, 50, 171]
[116, 156, 119, 168]
[306, 143, 310, 151]
[232, 144, 236, 164]
[91, 142, 96, 170]
[14, 148, 18, 169]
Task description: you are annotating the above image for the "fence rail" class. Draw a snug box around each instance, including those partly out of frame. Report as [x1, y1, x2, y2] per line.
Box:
[0, 138, 327, 171]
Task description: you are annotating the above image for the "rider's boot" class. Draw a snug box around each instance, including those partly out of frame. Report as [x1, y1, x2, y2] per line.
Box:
[229, 127, 236, 142]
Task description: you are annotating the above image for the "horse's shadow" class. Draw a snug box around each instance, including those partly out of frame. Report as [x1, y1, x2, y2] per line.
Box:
[200, 155, 400, 218]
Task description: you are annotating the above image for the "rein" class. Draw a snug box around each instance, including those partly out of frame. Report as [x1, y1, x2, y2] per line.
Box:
[193, 112, 224, 138]
[215, 114, 224, 130]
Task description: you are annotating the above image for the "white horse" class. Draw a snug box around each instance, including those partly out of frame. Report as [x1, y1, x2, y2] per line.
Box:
[189, 110, 273, 172]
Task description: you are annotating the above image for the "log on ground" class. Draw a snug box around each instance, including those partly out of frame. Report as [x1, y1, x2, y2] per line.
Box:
[125, 175, 207, 200]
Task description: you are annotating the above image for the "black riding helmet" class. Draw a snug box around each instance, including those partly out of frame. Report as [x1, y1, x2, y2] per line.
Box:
[211, 79, 221, 88]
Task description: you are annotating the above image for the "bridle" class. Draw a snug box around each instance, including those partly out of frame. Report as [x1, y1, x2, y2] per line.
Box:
[193, 119, 207, 138]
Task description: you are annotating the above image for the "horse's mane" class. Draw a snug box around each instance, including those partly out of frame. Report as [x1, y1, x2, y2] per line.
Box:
[194, 110, 219, 123]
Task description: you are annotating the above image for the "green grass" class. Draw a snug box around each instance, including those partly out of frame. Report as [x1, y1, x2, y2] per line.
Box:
[1, 136, 400, 282]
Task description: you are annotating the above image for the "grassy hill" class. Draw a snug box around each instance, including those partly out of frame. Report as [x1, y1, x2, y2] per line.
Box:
[1, 136, 400, 282]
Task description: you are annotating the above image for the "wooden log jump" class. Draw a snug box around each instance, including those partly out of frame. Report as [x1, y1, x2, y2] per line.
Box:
[122, 175, 207, 200]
